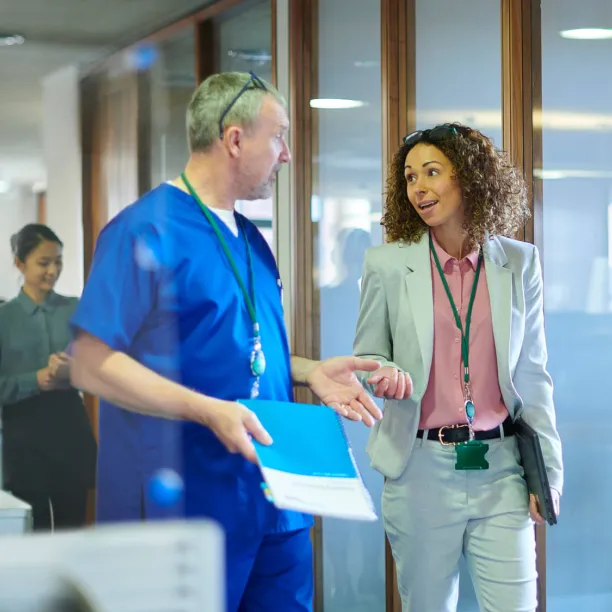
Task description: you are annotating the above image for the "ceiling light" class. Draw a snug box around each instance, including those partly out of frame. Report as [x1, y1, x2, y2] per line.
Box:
[0, 34, 25, 47]
[560, 28, 612, 40]
[534, 169, 612, 180]
[417, 108, 612, 131]
[0, 180, 11, 194]
[310, 99, 365, 109]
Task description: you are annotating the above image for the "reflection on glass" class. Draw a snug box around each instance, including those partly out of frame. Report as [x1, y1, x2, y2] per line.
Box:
[414, 1, 501, 609]
[415, 0, 502, 147]
[235, 199, 274, 251]
[541, 1, 612, 610]
[148, 3, 275, 252]
[150, 31, 196, 188]
[216, 0, 275, 253]
[315, 1, 384, 611]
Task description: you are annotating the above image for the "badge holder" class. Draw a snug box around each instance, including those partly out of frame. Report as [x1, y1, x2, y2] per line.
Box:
[454, 394, 489, 471]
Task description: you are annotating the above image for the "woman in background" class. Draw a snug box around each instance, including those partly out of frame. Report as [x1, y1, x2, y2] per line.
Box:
[0, 224, 96, 530]
[354, 124, 563, 611]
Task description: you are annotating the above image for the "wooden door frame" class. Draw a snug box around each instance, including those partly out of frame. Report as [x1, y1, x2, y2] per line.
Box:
[502, 0, 543, 251]
[501, 0, 545, 609]
[36, 191, 47, 224]
[287, 0, 321, 608]
[381, 2, 415, 609]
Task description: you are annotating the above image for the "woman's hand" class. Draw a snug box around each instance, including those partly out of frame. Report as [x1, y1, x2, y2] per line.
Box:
[367, 366, 413, 400]
[48, 352, 71, 381]
[529, 489, 560, 525]
[37, 367, 58, 391]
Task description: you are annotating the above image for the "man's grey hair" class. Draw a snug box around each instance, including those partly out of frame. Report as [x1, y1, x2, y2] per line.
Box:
[186, 72, 286, 153]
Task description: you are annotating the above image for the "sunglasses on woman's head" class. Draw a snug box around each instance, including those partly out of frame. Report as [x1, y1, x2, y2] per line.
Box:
[403, 125, 459, 147]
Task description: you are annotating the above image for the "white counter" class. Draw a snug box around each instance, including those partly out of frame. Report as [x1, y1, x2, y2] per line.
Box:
[0, 489, 32, 535]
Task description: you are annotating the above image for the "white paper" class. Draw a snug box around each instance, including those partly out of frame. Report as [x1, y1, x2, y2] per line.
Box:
[261, 467, 377, 521]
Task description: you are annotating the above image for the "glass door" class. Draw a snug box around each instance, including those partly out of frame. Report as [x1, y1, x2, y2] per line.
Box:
[313, 1, 385, 610]
[540, 1, 612, 610]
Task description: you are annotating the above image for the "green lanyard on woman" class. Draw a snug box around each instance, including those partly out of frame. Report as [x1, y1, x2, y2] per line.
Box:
[429, 233, 489, 470]
[181, 173, 266, 399]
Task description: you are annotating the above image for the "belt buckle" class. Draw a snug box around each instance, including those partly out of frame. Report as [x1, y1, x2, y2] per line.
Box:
[438, 424, 469, 446]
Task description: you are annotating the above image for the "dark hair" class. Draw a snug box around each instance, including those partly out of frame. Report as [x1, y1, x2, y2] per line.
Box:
[11, 224, 63, 263]
[382, 122, 529, 251]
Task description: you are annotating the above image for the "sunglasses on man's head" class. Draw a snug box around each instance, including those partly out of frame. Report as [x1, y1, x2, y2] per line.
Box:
[218, 71, 268, 139]
[403, 125, 460, 148]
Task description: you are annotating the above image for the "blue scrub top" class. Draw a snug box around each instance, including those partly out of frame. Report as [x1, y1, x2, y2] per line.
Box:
[71, 183, 313, 536]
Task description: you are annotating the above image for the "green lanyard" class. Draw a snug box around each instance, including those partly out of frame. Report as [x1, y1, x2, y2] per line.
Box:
[429, 233, 482, 425]
[180, 173, 266, 397]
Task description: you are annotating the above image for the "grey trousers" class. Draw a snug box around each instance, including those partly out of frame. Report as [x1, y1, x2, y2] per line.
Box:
[383, 434, 537, 612]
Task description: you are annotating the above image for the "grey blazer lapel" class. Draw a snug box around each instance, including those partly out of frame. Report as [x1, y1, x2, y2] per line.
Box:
[484, 236, 513, 390]
[404, 234, 434, 394]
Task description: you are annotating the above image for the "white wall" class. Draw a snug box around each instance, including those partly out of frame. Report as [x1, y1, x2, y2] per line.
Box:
[0, 188, 37, 488]
[0, 189, 37, 302]
[42, 65, 84, 298]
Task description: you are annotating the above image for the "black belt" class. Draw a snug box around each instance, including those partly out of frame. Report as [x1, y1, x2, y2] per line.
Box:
[417, 416, 515, 446]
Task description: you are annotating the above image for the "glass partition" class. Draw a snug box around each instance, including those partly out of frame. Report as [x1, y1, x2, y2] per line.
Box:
[414, 1, 502, 608]
[314, 1, 385, 610]
[540, 1, 612, 609]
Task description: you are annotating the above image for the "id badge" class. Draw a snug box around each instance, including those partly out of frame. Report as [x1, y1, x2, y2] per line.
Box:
[455, 440, 489, 470]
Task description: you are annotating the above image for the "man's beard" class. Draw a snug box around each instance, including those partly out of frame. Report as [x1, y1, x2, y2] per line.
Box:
[246, 170, 279, 200]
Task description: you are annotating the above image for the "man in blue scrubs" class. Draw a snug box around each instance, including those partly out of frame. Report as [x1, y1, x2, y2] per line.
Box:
[69, 72, 383, 612]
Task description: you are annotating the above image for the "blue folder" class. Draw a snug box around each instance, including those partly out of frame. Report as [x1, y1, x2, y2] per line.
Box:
[239, 400, 358, 478]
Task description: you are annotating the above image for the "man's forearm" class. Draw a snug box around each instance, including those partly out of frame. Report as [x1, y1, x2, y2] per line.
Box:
[71, 332, 218, 425]
[290, 355, 319, 387]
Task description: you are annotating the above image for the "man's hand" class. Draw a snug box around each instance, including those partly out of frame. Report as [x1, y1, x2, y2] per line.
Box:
[306, 356, 383, 426]
[530, 488, 560, 525]
[205, 400, 273, 464]
[48, 352, 71, 381]
[367, 366, 413, 400]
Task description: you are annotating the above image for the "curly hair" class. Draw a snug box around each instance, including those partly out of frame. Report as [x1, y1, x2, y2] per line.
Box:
[381, 123, 529, 250]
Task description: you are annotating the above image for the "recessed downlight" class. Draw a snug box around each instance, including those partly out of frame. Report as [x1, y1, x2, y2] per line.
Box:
[560, 28, 612, 40]
[310, 99, 366, 109]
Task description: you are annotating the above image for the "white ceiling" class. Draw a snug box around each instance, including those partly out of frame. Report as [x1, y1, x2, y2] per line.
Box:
[0, 0, 213, 190]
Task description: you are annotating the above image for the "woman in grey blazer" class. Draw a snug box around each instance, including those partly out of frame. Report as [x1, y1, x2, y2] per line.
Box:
[354, 124, 563, 611]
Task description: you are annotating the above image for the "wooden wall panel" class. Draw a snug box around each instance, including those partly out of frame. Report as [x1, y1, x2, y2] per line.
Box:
[382, 0, 415, 177]
[502, 0, 545, 609]
[289, 0, 318, 382]
[81, 69, 146, 527]
[288, 0, 320, 608]
[80, 75, 103, 441]
[502, 0, 543, 250]
[381, 1, 415, 610]
[195, 20, 218, 85]
[36, 192, 47, 224]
